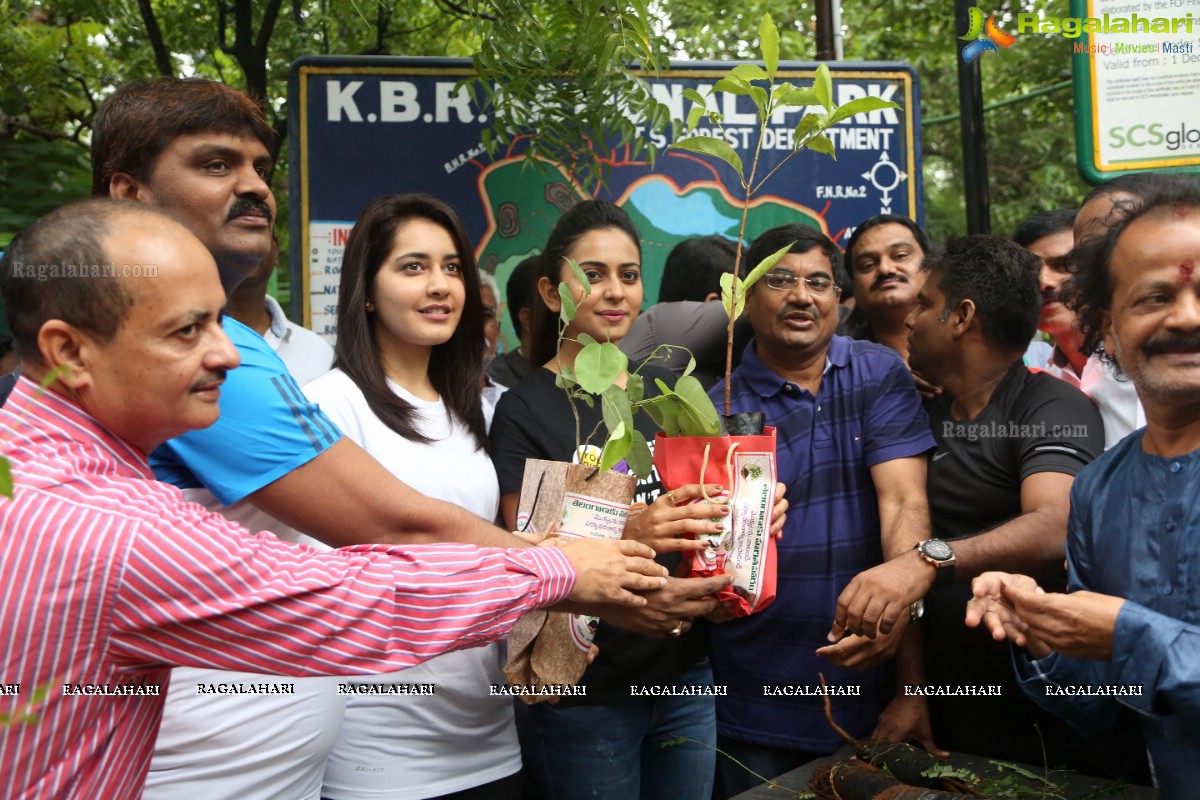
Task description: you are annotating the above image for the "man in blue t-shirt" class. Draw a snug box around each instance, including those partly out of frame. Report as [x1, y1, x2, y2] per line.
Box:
[708, 224, 935, 799]
[91, 78, 521, 551]
[87, 78, 664, 800]
[967, 176, 1200, 796]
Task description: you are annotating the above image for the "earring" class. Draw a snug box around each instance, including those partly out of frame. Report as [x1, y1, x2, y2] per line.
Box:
[365, 300, 375, 312]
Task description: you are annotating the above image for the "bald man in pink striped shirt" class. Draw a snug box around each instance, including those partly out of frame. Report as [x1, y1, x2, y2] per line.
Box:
[0, 199, 665, 800]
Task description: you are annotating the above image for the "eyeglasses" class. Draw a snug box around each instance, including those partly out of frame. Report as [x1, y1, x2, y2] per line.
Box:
[763, 270, 839, 295]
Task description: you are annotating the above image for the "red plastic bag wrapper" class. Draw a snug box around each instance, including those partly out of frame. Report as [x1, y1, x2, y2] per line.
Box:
[653, 428, 778, 616]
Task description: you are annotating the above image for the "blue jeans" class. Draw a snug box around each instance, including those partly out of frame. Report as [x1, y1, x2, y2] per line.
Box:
[521, 663, 716, 800]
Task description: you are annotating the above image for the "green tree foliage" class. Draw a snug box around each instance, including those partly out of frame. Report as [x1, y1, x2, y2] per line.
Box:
[663, 0, 1091, 240]
[1, 0, 1094, 242]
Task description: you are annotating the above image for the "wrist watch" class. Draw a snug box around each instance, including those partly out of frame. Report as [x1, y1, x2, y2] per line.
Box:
[908, 598, 925, 622]
[915, 538, 956, 586]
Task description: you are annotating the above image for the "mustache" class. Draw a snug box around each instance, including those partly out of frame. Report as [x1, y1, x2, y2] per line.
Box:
[227, 197, 274, 224]
[191, 370, 228, 391]
[1041, 288, 1061, 304]
[870, 273, 907, 291]
[1143, 331, 1200, 356]
[776, 302, 818, 321]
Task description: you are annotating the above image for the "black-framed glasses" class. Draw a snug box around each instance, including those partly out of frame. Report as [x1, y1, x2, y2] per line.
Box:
[763, 270, 838, 295]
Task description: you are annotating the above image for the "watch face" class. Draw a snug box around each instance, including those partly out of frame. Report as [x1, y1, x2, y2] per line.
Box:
[922, 540, 954, 561]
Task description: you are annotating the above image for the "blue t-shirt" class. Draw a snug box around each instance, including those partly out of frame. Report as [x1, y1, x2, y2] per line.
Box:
[1018, 434, 1200, 798]
[708, 335, 935, 751]
[150, 316, 341, 505]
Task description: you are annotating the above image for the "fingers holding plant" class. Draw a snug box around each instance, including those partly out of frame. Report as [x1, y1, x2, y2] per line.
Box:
[622, 483, 729, 554]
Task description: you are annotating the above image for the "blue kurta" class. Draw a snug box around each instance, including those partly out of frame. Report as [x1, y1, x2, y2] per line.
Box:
[1017, 431, 1200, 797]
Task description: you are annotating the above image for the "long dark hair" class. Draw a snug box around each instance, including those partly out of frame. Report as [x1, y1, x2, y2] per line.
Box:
[334, 194, 488, 451]
[528, 200, 642, 367]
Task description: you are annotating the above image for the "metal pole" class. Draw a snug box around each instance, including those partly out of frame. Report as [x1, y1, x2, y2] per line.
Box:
[955, 0, 991, 234]
[814, 0, 836, 61]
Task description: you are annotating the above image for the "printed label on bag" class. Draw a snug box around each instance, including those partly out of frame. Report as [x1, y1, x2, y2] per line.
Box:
[729, 452, 775, 599]
[556, 492, 630, 540]
[569, 614, 601, 651]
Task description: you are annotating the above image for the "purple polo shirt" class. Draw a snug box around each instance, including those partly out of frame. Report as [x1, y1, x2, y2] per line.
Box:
[708, 335, 935, 751]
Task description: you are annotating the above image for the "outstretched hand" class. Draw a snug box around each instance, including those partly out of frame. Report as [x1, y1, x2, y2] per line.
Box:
[817, 615, 909, 671]
[967, 572, 1123, 660]
[623, 484, 729, 555]
[829, 551, 933, 641]
[601, 573, 733, 637]
[556, 537, 667, 607]
[770, 483, 788, 538]
[965, 572, 1046, 654]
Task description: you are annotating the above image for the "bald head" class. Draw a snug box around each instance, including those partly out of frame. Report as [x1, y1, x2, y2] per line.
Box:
[1, 197, 240, 450]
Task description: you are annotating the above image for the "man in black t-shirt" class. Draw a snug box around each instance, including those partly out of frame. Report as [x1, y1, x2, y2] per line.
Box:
[832, 236, 1146, 781]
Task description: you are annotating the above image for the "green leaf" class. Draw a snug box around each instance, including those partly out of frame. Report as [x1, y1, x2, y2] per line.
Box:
[749, 86, 769, 119]
[682, 355, 697, 378]
[685, 104, 705, 133]
[759, 13, 780, 79]
[577, 332, 598, 347]
[575, 341, 627, 394]
[642, 394, 681, 437]
[826, 96, 900, 127]
[601, 384, 634, 437]
[673, 376, 722, 437]
[730, 63, 768, 83]
[794, 112, 823, 142]
[743, 241, 797, 294]
[776, 85, 819, 108]
[598, 420, 631, 473]
[682, 88, 707, 107]
[558, 283, 577, 325]
[720, 271, 746, 321]
[807, 133, 836, 160]
[814, 63, 833, 111]
[712, 76, 751, 96]
[627, 430, 653, 479]
[0, 459, 11, 500]
[627, 372, 644, 404]
[669, 136, 743, 180]
[577, 393, 595, 409]
[565, 258, 591, 296]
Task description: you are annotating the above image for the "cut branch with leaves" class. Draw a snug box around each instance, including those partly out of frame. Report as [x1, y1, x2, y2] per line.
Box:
[668, 13, 900, 416]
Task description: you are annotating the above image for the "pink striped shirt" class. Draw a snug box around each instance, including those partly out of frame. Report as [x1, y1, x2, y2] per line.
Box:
[0, 378, 574, 799]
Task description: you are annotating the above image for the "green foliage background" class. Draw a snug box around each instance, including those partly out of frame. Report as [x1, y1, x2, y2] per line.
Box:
[0, 0, 1090, 252]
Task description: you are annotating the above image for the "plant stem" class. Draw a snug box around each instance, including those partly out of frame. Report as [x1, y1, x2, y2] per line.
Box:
[723, 94, 770, 417]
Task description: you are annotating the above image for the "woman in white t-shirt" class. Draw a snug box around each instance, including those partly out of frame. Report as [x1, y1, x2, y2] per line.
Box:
[304, 194, 517, 800]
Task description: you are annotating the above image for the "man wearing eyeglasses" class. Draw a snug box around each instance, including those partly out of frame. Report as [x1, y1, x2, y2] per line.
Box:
[705, 224, 937, 799]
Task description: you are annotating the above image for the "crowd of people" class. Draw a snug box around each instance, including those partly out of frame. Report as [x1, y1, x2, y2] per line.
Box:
[2, 76, 1198, 800]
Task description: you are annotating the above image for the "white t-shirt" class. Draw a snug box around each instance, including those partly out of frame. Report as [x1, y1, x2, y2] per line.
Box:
[143, 499, 346, 800]
[1039, 347, 1146, 450]
[304, 369, 518, 800]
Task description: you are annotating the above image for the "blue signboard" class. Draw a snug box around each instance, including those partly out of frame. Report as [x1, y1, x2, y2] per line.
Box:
[288, 57, 922, 347]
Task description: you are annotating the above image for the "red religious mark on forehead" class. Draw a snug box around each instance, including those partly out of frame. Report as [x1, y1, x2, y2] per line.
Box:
[1179, 260, 1195, 287]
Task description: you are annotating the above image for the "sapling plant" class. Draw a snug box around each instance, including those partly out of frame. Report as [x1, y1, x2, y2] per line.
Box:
[669, 13, 900, 414]
[550, 13, 900, 472]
